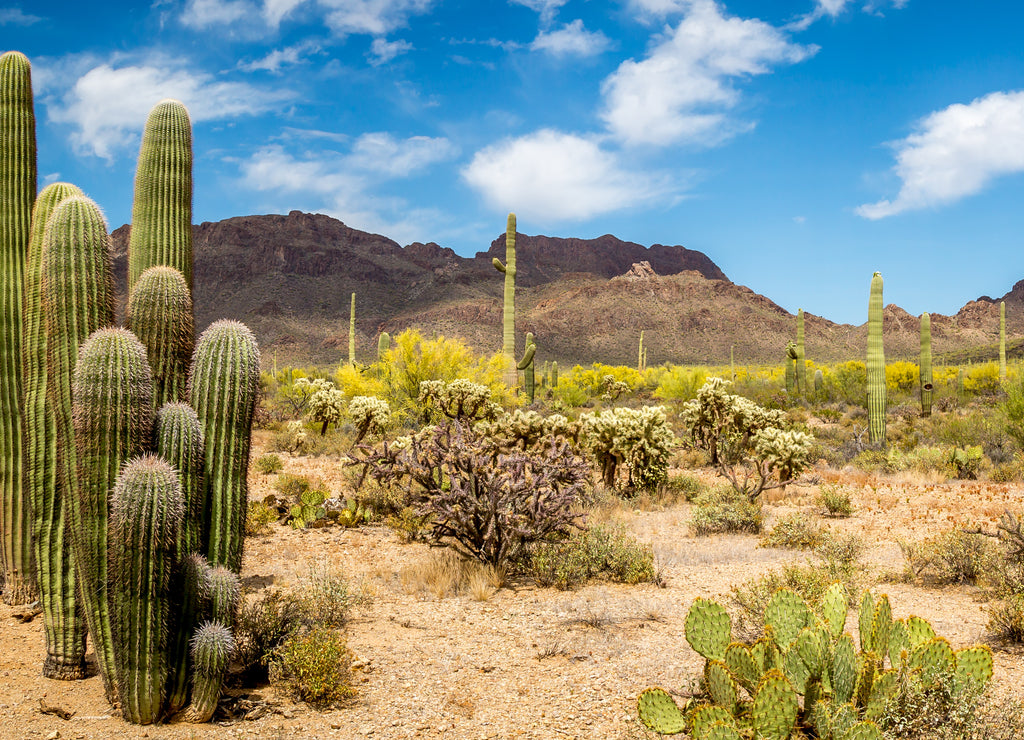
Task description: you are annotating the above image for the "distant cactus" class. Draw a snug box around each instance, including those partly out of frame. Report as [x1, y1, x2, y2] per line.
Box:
[128, 99, 193, 295]
[551, 360, 558, 388]
[638, 330, 645, 372]
[378, 331, 390, 362]
[519, 332, 537, 403]
[785, 341, 797, 394]
[796, 309, 806, 394]
[128, 266, 194, 408]
[349, 292, 356, 366]
[1, 50, 36, 605]
[867, 272, 886, 445]
[493, 213, 517, 387]
[920, 313, 933, 417]
[1000, 301, 1006, 383]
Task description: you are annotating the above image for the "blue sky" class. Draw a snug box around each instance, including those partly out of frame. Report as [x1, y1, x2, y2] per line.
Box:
[5, 0, 1024, 325]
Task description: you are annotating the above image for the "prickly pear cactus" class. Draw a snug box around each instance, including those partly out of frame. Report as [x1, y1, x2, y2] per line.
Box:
[685, 598, 731, 662]
[637, 687, 687, 735]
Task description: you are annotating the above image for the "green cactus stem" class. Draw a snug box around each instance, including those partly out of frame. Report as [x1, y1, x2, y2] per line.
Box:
[518, 332, 536, 403]
[109, 455, 184, 725]
[785, 341, 797, 394]
[166, 553, 211, 713]
[155, 402, 205, 557]
[493, 213, 517, 387]
[377, 331, 390, 362]
[71, 327, 154, 702]
[550, 360, 558, 388]
[128, 99, 193, 295]
[349, 292, 356, 366]
[24, 182, 87, 677]
[867, 272, 886, 445]
[189, 320, 260, 573]
[796, 309, 806, 394]
[1000, 301, 1006, 383]
[185, 621, 235, 723]
[0, 50, 37, 605]
[920, 313, 933, 418]
[128, 266, 194, 409]
[637, 330, 644, 372]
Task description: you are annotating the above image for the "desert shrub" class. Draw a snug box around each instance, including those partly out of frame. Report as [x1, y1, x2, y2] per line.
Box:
[294, 563, 361, 629]
[659, 472, 704, 502]
[579, 405, 676, 491]
[528, 524, 658, 590]
[271, 626, 355, 707]
[255, 452, 283, 475]
[689, 483, 763, 535]
[653, 365, 707, 402]
[562, 362, 646, 399]
[245, 500, 279, 536]
[904, 530, 995, 585]
[233, 590, 304, 683]
[935, 409, 1012, 464]
[990, 455, 1024, 482]
[962, 362, 1001, 396]
[333, 361, 385, 401]
[384, 505, 433, 542]
[816, 483, 854, 517]
[988, 594, 1024, 643]
[886, 360, 919, 393]
[269, 420, 310, 454]
[759, 511, 825, 550]
[729, 565, 839, 637]
[360, 419, 591, 566]
[830, 360, 867, 404]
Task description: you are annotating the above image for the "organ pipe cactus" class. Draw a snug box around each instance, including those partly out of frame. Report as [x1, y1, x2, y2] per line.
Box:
[109, 455, 184, 725]
[796, 309, 806, 394]
[493, 213, 517, 387]
[349, 292, 356, 366]
[42, 195, 116, 679]
[1, 50, 36, 605]
[128, 99, 193, 294]
[24, 183, 87, 677]
[189, 320, 261, 573]
[71, 328, 154, 701]
[867, 272, 886, 445]
[128, 266, 194, 408]
[920, 313, 933, 417]
[1000, 301, 1006, 383]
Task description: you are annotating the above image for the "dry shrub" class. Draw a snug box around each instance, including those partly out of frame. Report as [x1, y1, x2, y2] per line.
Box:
[398, 550, 504, 600]
[270, 626, 355, 707]
[690, 483, 763, 535]
[759, 512, 825, 550]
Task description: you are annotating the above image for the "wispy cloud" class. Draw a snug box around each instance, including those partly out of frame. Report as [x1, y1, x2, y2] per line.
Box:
[236, 133, 458, 242]
[181, 0, 434, 36]
[787, 0, 850, 31]
[462, 129, 671, 221]
[858, 90, 1024, 219]
[181, 0, 253, 29]
[0, 7, 42, 25]
[601, 0, 815, 147]
[238, 40, 322, 73]
[45, 57, 290, 160]
[509, 0, 568, 26]
[369, 37, 413, 65]
[530, 20, 611, 58]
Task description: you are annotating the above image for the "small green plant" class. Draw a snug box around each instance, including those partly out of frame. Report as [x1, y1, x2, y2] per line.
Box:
[928, 530, 994, 585]
[295, 563, 361, 629]
[255, 453, 283, 475]
[949, 445, 984, 480]
[817, 484, 854, 517]
[271, 626, 355, 707]
[384, 505, 433, 542]
[759, 511, 825, 550]
[528, 524, 659, 590]
[290, 487, 328, 529]
[987, 594, 1024, 643]
[689, 483, 763, 535]
[245, 500, 279, 536]
[233, 590, 304, 684]
[659, 472, 704, 502]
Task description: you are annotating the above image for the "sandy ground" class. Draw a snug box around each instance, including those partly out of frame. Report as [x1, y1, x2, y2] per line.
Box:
[3, 455, 1024, 740]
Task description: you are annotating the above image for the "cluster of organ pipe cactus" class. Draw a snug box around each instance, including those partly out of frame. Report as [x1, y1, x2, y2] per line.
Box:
[0, 52, 259, 725]
[638, 585, 993, 738]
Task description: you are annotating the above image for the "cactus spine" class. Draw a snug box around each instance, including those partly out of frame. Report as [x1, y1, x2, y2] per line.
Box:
[796, 309, 806, 394]
[25, 183, 87, 677]
[128, 266, 194, 409]
[109, 455, 184, 725]
[1000, 301, 1006, 383]
[71, 328, 154, 701]
[867, 272, 886, 445]
[493, 213, 517, 387]
[189, 320, 260, 573]
[1, 50, 36, 605]
[920, 313, 933, 418]
[128, 99, 193, 295]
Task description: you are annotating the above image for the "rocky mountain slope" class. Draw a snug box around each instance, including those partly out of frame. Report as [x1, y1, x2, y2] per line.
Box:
[110, 211, 1013, 368]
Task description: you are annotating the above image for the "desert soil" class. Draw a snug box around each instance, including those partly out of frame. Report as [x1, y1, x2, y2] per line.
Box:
[3, 446, 1024, 740]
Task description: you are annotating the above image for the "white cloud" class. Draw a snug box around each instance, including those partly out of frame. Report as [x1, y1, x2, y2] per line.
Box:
[181, 0, 253, 28]
[461, 129, 670, 221]
[530, 20, 611, 58]
[0, 8, 42, 25]
[510, 0, 568, 25]
[857, 90, 1024, 219]
[238, 41, 321, 73]
[47, 60, 290, 160]
[787, 0, 850, 31]
[262, 0, 307, 26]
[627, 0, 688, 17]
[181, 0, 433, 37]
[317, 0, 434, 36]
[369, 37, 413, 65]
[601, 0, 815, 147]
[236, 134, 457, 242]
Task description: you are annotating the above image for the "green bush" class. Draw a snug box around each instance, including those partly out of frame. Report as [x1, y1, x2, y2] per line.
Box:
[659, 472, 704, 502]
[689, 483, 763, 535]
[759, 511, 825, 550]
[245, 499, 279, 536]
[271, 626, 355, 707]
[928, 530, 994, 585]
[729, 564, 838, 637]
[816, 484, 854, 517]
[255, 452, 284, 475]
[528, 524, 658, 589]
[295, 563, 361, 629]
[233, 590, 304, 683]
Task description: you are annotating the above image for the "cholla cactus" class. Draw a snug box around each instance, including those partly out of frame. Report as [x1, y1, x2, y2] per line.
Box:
[638, 585, 993, 737]
[600, 374, 629, 401]
[418, 378, 501, 421]
[580, 405, 675, 491]
[305, 379, 345, 435]
[349, 395, 390, 445]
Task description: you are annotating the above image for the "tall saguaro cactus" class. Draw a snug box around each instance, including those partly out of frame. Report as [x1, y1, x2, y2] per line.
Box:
[493, 213, 517, 387]
[1000, 301, 1007, 383]
[0, 50, 37, 605]
[189, 320, 260, 573]
[128, 99, 193, 296]
[920, 312, 933, 418]
[519, 332, 537, 403]
[867, 272, 886, 445]
[349, 292, 356, 366]
[25, 183, 87, 677]
[796, 308, 806, 394]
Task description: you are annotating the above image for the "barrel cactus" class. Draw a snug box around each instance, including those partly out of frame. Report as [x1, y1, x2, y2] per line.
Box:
[867, 272, 886, 445]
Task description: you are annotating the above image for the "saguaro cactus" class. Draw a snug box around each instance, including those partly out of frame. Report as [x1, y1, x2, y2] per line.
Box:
[493, 213, 517, 387]
[867, 272, 886, 445]
[128, 265, 194, 409]
[189, 320, 260, 573]
[128, 99, 193, 295]
[1000, 301, 1006, 383]
[551, 360, 558, 388]
[109, 455, 184, 725]
[1, 50, 36, 605]
[519, 332, 537, 404]
[920, 312, 933, 418]
[796, 309, 806, 394]
[71, 328, 154, 701]
[349, 292, 356, 366]
[785, 342, 797, 394]
[25, 183, 86, 677]
[378, 331, 390, 362]
[638, 330, 645, 372]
